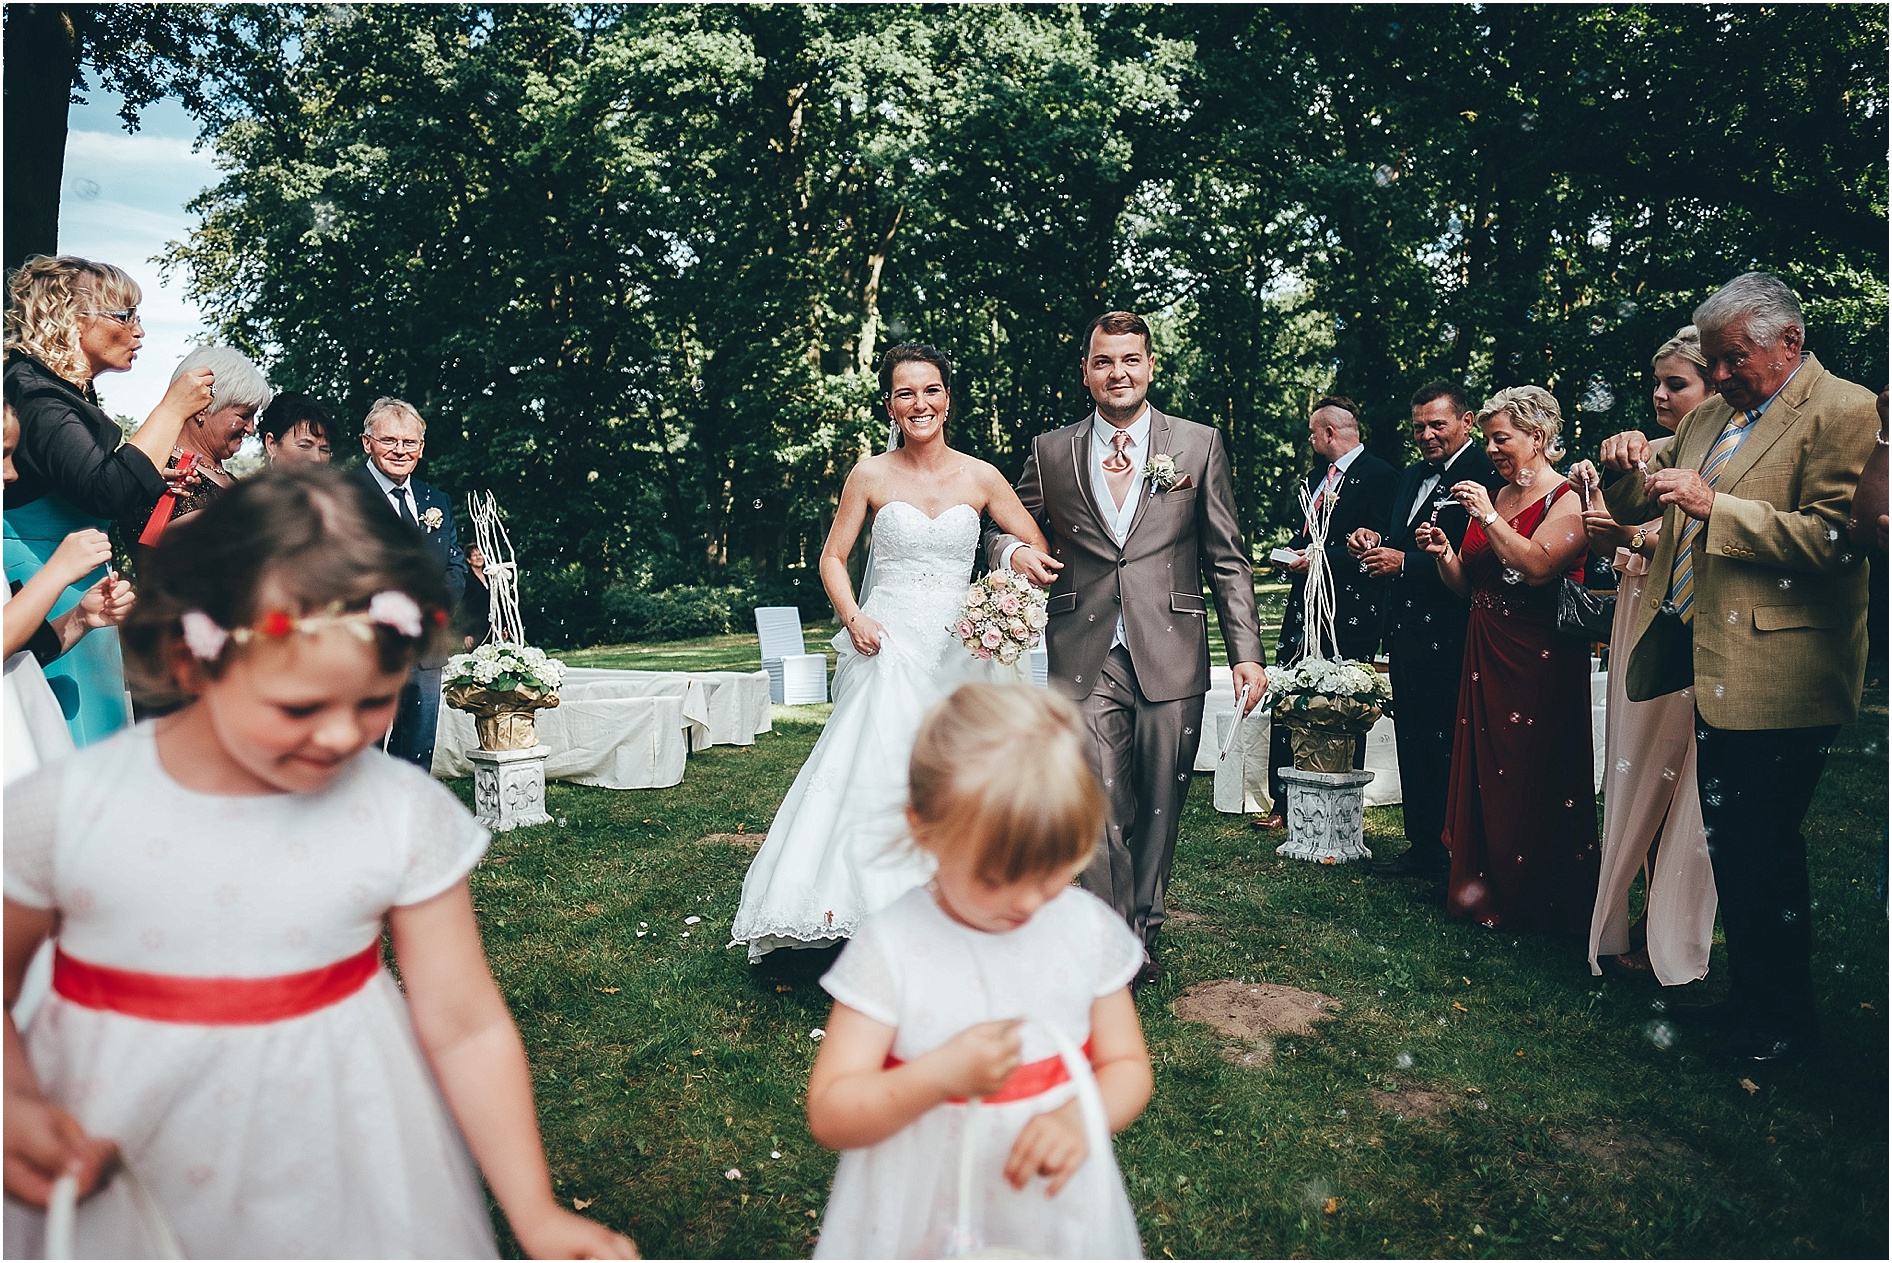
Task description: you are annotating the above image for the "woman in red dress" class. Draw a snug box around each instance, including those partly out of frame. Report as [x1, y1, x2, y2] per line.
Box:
[1417, 386, 1599, 933]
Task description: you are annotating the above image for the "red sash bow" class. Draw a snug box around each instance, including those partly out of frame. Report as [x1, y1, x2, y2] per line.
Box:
[884, 1037, 1095, 1105]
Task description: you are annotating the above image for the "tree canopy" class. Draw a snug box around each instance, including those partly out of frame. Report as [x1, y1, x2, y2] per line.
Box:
[158, 3, 1888, 636]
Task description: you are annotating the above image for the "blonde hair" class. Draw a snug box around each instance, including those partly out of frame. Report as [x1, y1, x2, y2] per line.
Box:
[1478, 385, 1565, 462]
[4, 255, 141, 387]
[908, 683, 1104, 883]
[1651, 325, 1710, 375]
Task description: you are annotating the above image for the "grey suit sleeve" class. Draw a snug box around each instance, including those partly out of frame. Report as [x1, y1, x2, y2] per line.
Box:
[1199, 427, 1264, 666]
[984, 439, 1045, 572]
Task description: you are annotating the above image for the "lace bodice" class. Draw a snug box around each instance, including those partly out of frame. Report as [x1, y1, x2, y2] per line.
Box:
[868, 501, 979, 592]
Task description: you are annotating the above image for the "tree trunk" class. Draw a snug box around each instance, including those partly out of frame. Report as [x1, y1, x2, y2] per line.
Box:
[4, 5, 79, 269]
[854, 203, 903, 376]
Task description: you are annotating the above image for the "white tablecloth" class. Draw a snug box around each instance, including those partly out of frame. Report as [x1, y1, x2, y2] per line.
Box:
[559, 667, 772, 751]
[432, 694, 689, 789]
[1200, 664, 1609, 813]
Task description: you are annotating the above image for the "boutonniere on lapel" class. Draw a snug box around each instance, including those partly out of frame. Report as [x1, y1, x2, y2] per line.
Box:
[422, 506, 444, 531]
[1144, 453, 1194, 496]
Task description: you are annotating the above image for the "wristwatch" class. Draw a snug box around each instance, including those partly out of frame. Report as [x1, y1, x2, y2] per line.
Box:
[1479, 510, 1498, 526]
[1629, 526, 1647, 553]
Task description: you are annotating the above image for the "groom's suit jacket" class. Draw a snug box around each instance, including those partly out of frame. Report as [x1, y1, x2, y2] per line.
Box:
[984, 407, 1264, 704]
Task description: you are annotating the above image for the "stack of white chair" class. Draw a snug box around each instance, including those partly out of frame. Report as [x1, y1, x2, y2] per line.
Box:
[755, 606, 829, 704]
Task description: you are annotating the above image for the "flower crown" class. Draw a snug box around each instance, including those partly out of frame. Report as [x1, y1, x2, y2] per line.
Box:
[179, 591, 441, 661]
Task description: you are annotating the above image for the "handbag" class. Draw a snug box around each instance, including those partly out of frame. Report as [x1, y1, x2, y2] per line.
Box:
[1556, 577, 1616, 643]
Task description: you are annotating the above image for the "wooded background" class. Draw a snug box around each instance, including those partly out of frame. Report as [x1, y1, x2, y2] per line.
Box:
[9, 4, 1887, 638]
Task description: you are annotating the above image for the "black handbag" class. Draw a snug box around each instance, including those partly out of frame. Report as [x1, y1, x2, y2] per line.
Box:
[1556, 577, 1616, 643]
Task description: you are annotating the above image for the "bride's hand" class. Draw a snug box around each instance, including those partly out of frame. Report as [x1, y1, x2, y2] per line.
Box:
[844, 611, 885, 656]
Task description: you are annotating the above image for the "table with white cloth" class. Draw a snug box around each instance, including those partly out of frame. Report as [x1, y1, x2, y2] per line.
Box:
[1199, 663, 1610, 814]
[430, 668, 773, 790]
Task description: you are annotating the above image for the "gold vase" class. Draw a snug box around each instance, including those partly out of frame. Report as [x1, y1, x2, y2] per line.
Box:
[1272, 693, 1384, 773]
[444, 682, 561, 753]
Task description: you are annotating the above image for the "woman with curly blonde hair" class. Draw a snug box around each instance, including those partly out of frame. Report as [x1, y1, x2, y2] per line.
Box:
[1415, 385, 1600, 934]
[3, 255, 214, 743]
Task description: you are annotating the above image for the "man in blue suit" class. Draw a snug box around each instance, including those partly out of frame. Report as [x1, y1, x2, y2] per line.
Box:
[350, 397, 467, 770]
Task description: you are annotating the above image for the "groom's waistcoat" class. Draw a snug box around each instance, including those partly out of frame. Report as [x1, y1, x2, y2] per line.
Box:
[985, 408, 1263, 704]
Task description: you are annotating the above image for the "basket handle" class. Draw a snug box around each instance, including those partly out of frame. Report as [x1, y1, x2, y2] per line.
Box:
[46, 1161, 184, 1260]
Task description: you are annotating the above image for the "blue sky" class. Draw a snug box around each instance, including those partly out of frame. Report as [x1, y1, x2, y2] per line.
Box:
[58, 90, 214, 423]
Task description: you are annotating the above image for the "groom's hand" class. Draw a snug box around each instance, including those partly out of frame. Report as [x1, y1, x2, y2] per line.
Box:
[1231, 662, 1266, 715]
[1008, 546, 1064, 587]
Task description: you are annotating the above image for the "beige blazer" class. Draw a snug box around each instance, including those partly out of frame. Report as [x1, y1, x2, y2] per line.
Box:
[1604, 354, 1877, 730]
[984, 408, 1263, 704]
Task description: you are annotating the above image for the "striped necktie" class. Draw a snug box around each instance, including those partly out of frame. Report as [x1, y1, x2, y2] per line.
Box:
[1665, 410, 1757, 625]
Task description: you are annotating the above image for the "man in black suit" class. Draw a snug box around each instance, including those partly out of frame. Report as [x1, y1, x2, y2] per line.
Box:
[350, 397, 468, 770]
[1262, 396, 1399, 819]
[1348, 381, 1507, 879]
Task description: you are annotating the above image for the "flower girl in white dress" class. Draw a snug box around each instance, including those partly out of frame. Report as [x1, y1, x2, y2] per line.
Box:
[2, 467, 636, 1259]
[806, 683, 1150, 1258]
[731, 345, 1051, 962]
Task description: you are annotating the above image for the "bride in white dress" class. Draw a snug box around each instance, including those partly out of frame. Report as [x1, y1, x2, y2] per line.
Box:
[732, 344, 1052, 962]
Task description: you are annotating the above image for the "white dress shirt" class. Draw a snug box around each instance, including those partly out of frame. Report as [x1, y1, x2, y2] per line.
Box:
[1090, 407, 1151, 647]
[1406, 436, 1478, 525]
[367, 461, 419, 523]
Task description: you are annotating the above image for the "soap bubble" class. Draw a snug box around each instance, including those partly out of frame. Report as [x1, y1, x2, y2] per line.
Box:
[1642, 1020, 1676, 1050]
[1588, 315, 1607, 335]
[1617, 299, 1640, 318]
[1372, 164, 1398, 188]
[1519, 112, 1538, 131]
[1438, 323, 1459, 347]
[1577, 377, 1616, 413]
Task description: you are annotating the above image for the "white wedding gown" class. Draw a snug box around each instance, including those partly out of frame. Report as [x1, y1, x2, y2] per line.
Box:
[732, 501, 1013, 962]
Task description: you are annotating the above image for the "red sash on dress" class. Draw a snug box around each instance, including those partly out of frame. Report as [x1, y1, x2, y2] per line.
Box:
[884, 1037, 1095, 1104]
[52, 943, 381, 1025]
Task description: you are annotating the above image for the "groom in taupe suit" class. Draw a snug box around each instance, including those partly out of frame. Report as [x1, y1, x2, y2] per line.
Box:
[987, 312, 1266, 983]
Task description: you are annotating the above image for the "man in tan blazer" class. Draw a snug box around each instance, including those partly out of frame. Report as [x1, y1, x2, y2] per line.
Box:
[1597, 271, 1876, 1065]
[988, 312, 1266, 983]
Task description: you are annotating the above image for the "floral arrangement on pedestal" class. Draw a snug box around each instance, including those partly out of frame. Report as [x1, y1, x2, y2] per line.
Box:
[442, 493, 564, 752]
[956, 570, 1047, 666]
[443, 642, 565, 751]
[1269, 474, 1389, 772]
[1266, 656, 1391, 772]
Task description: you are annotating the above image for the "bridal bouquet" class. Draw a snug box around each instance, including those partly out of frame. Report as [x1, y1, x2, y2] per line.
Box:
[955, 570, 1047, 665]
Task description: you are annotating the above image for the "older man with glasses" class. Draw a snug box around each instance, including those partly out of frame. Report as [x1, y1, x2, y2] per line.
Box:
[349, 397, 468, 770]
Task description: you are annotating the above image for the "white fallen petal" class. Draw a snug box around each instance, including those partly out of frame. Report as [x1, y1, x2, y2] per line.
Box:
[809, 1028, 826, 1041]
[685, 916, 702, 925]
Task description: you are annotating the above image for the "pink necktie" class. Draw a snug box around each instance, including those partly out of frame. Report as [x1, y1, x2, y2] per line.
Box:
[1103, 430, 1136, 509]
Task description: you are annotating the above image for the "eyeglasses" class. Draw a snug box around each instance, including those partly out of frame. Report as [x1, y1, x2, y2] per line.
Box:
[84, 307, 142, 327]
[369, 435, 423, 452]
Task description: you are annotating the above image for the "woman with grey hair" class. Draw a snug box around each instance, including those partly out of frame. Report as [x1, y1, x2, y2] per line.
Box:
[1416, 385, 1600, 934]
[133, 345, 275, 539]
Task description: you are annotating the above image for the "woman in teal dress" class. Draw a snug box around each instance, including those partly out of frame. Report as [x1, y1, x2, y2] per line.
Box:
[3, 256, 214, 744]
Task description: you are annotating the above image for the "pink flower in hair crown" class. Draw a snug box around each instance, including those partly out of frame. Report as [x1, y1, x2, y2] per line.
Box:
[368, 591, 424, 638]
[179, 610, 231, 661]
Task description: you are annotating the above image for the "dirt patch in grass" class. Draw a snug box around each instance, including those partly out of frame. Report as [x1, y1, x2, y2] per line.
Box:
[1164, 905, 1208, 928]
[1550, 1123, 1703, 1171]
[1173, 980, 1341, 1067]
[700, 831, 765, 853]
[1370, 1086, 1456, 1122]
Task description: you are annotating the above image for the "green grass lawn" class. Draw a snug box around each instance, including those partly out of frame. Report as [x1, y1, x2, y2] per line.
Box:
[462, 619, 1886, 1259]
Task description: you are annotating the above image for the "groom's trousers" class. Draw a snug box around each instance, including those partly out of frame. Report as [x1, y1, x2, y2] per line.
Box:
[1079, 645, 1206, 952]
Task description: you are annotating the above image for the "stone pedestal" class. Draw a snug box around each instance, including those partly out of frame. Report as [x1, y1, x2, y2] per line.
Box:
[1274, 767, 1376, 865]
[468, 744, 553, 831]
